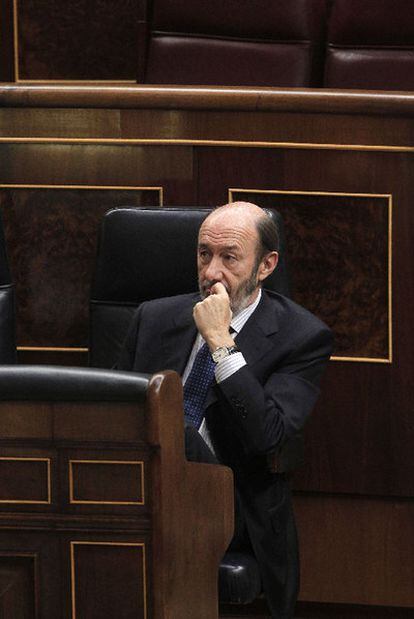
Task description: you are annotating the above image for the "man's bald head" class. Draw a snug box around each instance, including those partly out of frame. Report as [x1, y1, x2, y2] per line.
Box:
[203, 201, 279, 263]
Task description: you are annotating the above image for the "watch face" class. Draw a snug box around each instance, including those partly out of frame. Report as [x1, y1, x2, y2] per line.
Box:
[211, 345, 238, 363]
[212, 347, 227, 363]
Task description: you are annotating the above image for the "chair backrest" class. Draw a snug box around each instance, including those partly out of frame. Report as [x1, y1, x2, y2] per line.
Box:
[0, 364, 233, 618]
[89, 206, 290, 369]
[324, 0, 414, 90]
[0, 209, 16, 363]
[144, 0, 329, 87]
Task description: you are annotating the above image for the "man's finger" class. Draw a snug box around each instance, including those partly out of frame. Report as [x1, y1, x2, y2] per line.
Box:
[210, 282, 228, 296]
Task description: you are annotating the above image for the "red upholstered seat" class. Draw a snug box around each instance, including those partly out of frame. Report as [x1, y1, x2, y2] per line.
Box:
[324, 0, 414, 90]
[144, 0, 328, 87]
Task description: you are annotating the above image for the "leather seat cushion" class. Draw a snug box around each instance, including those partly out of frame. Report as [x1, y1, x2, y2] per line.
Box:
[147, 36, 314, 87]
[325, 48, 414, 90]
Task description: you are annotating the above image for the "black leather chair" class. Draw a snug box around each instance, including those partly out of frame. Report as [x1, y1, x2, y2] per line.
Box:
[89, 206, 293, 606]
[89, 207, 290, 370]
[0, 209, 16, 363]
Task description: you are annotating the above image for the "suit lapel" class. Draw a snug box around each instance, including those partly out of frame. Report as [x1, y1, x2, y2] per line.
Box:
[158, 294, 199, 375]
[235, 290, 280, 365]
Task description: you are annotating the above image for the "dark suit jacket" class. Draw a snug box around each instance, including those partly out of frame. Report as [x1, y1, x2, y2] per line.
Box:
[117, 289, 333, 618]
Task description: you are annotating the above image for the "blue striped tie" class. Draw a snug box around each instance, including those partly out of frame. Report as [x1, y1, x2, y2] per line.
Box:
[183, 343, 216, 429]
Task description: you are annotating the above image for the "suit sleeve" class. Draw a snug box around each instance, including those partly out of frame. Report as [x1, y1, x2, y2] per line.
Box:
[113, 307, 142, 371]
[216, 324, 333, 456]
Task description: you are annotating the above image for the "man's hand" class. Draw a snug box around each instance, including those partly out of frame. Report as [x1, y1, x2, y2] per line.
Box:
[193, 282, 235, 351]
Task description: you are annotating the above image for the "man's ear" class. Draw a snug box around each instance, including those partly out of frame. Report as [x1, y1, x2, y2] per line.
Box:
[257, 251, 279, 282]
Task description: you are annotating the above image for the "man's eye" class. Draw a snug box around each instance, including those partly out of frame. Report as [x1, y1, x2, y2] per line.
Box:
[199, 251, 210, 261]
[224, 254, 237, 263]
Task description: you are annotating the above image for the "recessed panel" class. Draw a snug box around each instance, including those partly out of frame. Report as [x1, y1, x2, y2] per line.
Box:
[230, 189, 391, 361]
[0, 554, 37, 618]
[71, 541, 147, 619]
[16, 0, 141, 81]
[70, 460, 145, 505]
[0, 457, 50, 504]
[0, 185, 162, 349]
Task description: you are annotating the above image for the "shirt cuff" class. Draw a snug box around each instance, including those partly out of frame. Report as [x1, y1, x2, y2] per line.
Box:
[214, 352, 246, 383]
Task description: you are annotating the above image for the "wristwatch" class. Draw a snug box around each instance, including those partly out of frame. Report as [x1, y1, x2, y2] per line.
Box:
[211, 344, 239, 363]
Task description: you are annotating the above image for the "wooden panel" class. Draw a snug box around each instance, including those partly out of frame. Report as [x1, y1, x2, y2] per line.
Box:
[0, 554, 37, 619]
[221, 600, 414, 618]
[69, 460, 145, 505]
[53, 402, 145, 443]
[63, 449, 151, 518]
[16, 0, 144, 81]
[1, 105, 414, 146]
[196, 144, 414, 497]
[294, 495, 414, 608]
[0, 108, 122, 138]
[70, 541, 147, 619]
[0, 403, 52, 440]
[0, 0, 15, 81]
[0, 371, 233, 618]
[294, 602, 414, 618]
[292, 361, 414, 496]
[0, 457, 50, 504]
[231, 189, 391, 361]
[0, 139, 409, 495]
[0, 144, 193, 186]
[0, 401, 144, 443]
[0, 533, 64, 618]
[0, 185, 161, 349]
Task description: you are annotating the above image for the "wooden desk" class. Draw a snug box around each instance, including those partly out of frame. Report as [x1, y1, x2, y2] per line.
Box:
[0, 367, 233, 618]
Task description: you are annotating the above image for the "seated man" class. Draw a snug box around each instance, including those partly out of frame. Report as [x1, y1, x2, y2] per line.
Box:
[116, 202, 333, 618]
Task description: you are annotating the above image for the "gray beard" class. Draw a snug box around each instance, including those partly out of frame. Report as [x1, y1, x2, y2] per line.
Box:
[199, 268, 259, 316]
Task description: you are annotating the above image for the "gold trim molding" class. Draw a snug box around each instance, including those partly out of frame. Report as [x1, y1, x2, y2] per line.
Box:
[12, 0, 18, 81]
[69, 460, 145, 506]
[0, 456, 51, 504]
[0, 183, 164, 198]
[229, 188, 393, 365]
[17, 80, 137, 84]
[18, 346, 88, 353]
[70, 541, 147, 619]
[1, 137, 414, 152]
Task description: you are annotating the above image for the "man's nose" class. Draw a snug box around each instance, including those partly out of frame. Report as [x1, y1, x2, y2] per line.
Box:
[204, 256, 223, 281]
